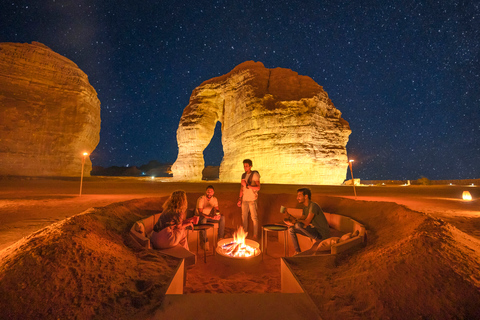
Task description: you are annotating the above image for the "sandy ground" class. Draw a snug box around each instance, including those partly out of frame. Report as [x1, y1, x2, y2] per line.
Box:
[0, 176, 479, 319]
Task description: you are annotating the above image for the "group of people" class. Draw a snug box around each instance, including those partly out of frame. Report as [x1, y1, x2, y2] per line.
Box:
[149, 159, 260, 252]
[148, 186, 225, 252]
[150, 158, 330, 256]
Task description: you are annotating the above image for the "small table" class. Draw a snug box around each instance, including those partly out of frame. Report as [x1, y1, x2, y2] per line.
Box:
[192, 223, 215, 263]
[262, 224, 289, 259]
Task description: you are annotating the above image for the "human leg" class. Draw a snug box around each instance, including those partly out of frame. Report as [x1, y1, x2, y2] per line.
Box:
[199, 216, 208, 244]
[217, 215, 225, 238]
[248, 200, 259, 238]
[288, 222, 321, 253]
[151, 227, 187, 250]
[288, 226, 301, 253]
[293, 222, 321, 241]
[241, 201, 250, 233]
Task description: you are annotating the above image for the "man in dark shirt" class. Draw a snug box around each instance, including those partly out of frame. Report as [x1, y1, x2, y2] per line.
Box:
[285, 187, 330, 255]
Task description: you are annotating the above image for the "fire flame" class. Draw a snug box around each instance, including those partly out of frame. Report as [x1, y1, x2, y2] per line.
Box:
[233, 226, 247, 244]
[462, 191, 472, 201]
[221, 226, 258, 258]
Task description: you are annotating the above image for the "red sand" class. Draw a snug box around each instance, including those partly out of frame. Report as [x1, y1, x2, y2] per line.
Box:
[0, 177, 479, 319]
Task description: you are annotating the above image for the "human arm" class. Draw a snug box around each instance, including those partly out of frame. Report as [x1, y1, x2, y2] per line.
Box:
[209, 205, 222, 220]
[183, 216, 199, 225]
[197, 206, 210, 218]
[297, 202, 317, 226]
[237, 183, 244, 207]
[178, 222, 194, 230]
[210, 198, 221, 218]
[282, 208, 297, 226]
[298, 211, 315, 226]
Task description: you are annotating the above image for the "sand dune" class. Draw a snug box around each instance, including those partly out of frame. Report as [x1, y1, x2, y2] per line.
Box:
[0, 198, 177, 319]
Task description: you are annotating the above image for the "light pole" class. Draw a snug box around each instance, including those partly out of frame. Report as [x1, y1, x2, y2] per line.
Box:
[348, 159, 357, 199]
[79, 152, 88, 196]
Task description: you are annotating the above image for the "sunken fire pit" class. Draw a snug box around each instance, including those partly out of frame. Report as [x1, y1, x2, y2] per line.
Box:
[216, 227, 261, 266]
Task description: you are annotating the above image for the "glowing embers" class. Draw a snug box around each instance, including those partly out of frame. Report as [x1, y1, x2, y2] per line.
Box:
[462, 191, 472, 201]
[217, 226, 260, 259]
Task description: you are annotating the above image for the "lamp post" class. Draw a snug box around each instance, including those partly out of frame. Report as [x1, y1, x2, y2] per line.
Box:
[348, 159, 357, 199]
[79, 152, 88, 196]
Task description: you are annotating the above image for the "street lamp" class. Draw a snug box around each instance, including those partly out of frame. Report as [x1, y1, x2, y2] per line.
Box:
[79, 152, 89, 196]
[348, 159, 357, 199]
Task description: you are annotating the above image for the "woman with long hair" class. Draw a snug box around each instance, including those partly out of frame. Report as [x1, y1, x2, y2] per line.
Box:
[150, 190, 193, 250]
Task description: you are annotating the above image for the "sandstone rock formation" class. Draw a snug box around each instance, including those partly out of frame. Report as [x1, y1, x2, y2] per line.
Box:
[172, 61, 351, 185]
[0, 42, 100, 177]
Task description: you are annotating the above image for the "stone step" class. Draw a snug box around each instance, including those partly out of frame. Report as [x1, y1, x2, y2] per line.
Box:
[152, 292, 322, 320]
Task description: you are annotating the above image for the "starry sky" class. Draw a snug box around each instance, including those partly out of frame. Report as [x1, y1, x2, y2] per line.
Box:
[1, 0, 479, 180]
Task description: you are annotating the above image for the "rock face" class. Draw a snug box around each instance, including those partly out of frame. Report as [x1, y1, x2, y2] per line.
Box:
[0, 42, 100, 177]
[172, 61, 351, 185]
[202, 166, 220, 181]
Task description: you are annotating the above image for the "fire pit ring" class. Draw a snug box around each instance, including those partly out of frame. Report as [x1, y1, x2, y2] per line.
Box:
[216, 238, 262, 267]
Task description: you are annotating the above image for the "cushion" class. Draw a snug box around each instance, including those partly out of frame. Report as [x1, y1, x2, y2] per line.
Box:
[340, 232, 352, 242]
[134, 221, 145, 235]
[315, 237, 340, 252]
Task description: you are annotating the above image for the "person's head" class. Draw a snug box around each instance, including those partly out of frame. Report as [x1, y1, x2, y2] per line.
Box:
[243, 159, 253, 173]
[205, 185, 215, 199]
[163, 190, 188, 216]
[296, 188, 312, 204]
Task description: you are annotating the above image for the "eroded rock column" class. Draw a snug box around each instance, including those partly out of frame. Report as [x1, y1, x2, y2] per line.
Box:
[0, 42, 100, 176]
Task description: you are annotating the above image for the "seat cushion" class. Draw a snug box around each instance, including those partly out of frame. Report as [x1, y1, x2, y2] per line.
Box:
[315, 237, 340, 252]
[134, 221, 145, 235]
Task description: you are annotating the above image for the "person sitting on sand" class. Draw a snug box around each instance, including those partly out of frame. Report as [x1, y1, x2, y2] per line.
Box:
[150, 190, 193, 250]
[196, 185, 225, 251]
[284, 188, 330, 255]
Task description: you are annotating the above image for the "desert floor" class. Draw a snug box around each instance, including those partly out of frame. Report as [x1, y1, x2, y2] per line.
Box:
[0, 176, 479, 319]
[1, 176, 479, 250]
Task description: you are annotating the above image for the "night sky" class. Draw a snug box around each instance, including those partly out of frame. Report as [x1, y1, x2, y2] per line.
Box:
[1, 1, 479, 180]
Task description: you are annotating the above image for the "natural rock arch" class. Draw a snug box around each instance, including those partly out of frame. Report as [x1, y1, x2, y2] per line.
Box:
[172, 61, 351, 185]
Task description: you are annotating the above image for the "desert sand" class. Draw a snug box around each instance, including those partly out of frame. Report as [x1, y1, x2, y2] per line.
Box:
[0, 176, 479, 319]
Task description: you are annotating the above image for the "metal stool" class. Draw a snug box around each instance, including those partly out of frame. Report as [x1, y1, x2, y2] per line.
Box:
[192, 223, 215, 263]
[262, 224, 288, 259]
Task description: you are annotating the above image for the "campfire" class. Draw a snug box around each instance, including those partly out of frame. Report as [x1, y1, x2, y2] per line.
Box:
[216, 226, 260, 259]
